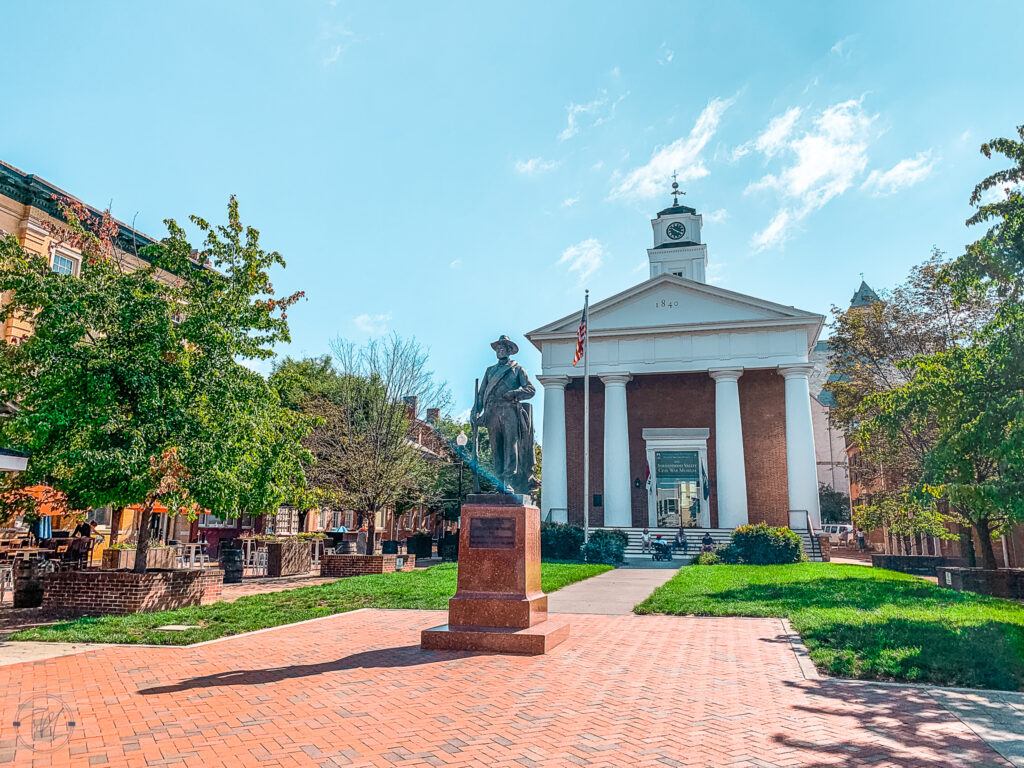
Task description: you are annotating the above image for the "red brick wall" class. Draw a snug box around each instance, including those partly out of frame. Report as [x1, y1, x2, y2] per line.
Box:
[320, 554, 416, 577]
[738, 369, 790, 528]
[40, 569, 224, 616]
[564, 370, 790, 529]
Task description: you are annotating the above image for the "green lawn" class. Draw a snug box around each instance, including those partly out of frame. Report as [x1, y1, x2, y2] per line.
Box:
[9, 561, 611, 646]
[635, 563, 1024, 691]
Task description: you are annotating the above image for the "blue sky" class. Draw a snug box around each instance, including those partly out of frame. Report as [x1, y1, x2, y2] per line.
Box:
[3, 1, 1022, 425]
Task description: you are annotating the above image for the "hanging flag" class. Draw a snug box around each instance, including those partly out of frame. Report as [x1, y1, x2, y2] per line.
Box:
[701, 461, 710, 500]
[572, 301, 587, 367]
[645, 463, 652, 493]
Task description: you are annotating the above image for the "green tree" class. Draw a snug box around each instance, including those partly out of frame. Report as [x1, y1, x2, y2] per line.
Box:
[852, 124, 1024, 569]
[817, 484, 851, 524]
[0, 197, 309, 572]
[327, 335, 450, 554]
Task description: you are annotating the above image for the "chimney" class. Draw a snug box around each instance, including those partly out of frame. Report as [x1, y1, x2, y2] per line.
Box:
[403, 396, 418, 419]
[426, 408, 440, 424]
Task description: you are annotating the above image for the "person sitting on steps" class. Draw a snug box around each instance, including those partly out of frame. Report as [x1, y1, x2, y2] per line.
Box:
[641, 527, 651, 553]
[701, 532, 715, 553]
[673, 526, 688, 553]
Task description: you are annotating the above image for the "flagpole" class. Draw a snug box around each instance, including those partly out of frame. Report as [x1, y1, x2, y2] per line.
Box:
[582, 289, 590, 544]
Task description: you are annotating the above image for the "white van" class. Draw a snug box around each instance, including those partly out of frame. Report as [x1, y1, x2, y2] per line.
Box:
[821, 523, 854, 545]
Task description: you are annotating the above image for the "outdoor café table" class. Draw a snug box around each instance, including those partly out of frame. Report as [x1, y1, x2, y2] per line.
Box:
[179, 542, 208, 568]
[238, 538, 259, 567]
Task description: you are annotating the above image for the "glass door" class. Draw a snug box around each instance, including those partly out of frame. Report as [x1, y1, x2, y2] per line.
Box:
[654, 450, 701, 528]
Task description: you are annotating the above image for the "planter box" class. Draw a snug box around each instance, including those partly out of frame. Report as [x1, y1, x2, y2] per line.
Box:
[936, 567, 1024, 598]
[873, 554, 967, 576]
[321, 553, 416, 578]
[101, 547, 177, 571]
[40, 568, 224, 616]
[265, 539, 312, 577]
[406, 536, 432, 559]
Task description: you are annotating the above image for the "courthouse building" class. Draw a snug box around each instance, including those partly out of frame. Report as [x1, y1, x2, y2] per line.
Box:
[527, 191, 825, 533]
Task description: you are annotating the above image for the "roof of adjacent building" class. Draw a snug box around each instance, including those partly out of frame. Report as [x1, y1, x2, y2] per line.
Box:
[850, 280, 880, 307]
[0, 447, 28, 458]
[657, 204, 697, 216]
[0, 159, 159, 259]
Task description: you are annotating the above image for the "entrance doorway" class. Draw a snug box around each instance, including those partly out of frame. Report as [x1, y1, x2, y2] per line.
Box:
[643, 428, 710, 528]
[654, 451, 701, 528]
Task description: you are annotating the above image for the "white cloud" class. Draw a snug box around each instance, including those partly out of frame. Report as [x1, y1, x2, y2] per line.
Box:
[704, 208, 728, 224]
[751, 210, 791, 251]
[592, 161, 605, 171]
[561, 196, 579, 208]
[705, 262, 725, 285]
[633, 259, 648, 273]
[831, 34, 857, 59]
[658, 42, 674, 66]
[353, 312, 391, 335]
[558, 238, 605, 285]
[609, 96, 735, 201]
[745, 98, 877, 250]
[239, 356, 275, 377]
[861, 151, 936, 196]
[732, 108, 801, 161]
[318, 21, 355, 66]
[514, 157, 559, 175]
[449, 258, 462, 269]
[980, 180, 1023, 205]
[557, 88, 628, 141]
[559, 95, 607, 141]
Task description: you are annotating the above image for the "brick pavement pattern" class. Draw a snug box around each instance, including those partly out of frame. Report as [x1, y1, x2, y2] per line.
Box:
[0, 610, 1011, 768]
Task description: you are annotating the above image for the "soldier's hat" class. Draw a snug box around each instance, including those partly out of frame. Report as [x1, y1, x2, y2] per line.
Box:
[490, 334, 519, 355]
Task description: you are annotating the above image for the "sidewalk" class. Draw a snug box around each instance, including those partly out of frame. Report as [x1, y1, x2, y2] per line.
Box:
[547, 561, 679, 614]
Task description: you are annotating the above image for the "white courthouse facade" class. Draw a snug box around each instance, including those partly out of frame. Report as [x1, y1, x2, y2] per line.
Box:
[526, 195, 825, 533]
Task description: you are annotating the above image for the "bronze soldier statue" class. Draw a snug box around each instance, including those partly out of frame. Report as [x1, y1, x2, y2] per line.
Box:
[473, 335, 536, 494]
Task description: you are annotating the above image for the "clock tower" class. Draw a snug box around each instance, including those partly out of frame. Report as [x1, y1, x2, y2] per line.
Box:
[647, 177, 708, 282]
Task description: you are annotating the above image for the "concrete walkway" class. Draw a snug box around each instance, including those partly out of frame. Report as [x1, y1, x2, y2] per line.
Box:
[547, 561, 680, 614]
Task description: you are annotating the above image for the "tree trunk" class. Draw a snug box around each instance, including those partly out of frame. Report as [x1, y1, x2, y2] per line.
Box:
[366, 509, 377, 556]
[958, 524, 976, 567]
[109, 507, 124, 546]
[974, 520, 998, 571]
[133, 501, 156, 574]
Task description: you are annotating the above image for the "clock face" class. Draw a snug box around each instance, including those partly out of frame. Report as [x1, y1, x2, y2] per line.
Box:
[666, 221, 686, 240]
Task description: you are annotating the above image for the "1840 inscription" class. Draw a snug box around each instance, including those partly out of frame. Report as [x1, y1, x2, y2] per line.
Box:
[469, 517, 516, 549]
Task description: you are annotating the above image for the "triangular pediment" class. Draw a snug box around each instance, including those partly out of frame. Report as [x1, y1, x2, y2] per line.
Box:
[528, 275, 821, 339]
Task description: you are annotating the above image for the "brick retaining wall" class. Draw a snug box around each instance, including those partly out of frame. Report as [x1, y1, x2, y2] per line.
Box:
[321, 554, 416, 577]
[41, 569, 224, 616]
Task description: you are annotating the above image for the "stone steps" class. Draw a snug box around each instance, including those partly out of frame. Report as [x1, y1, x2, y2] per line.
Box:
[590, 526, 823, 562]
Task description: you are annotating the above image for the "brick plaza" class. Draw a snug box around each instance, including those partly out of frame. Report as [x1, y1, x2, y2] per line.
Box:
[0, 609, 1010, 767]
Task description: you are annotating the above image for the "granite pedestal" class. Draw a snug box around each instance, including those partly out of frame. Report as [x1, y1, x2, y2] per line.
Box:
[421, 494, 569, 655]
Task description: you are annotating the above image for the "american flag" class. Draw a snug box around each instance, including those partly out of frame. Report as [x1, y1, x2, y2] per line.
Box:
[572, 302, 587, 367]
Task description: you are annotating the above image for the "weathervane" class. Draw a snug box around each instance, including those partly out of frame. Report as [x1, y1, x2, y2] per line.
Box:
[671, 170, 685, 206]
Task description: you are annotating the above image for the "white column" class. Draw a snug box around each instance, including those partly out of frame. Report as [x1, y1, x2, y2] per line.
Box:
[537, 375, 569, 523]
[709, 368, 749, 529]
[600, 374, 633, 527]
[779, 364, 821, 529]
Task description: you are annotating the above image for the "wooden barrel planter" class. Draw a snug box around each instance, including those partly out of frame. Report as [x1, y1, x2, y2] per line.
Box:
[101, 547, 177, 571]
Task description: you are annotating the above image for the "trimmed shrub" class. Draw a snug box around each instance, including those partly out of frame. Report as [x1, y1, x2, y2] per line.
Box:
[695, 550, 721, 565]
[716, 543, 742, 564]
[584, 529, 628, 565]
[540, 522, 584, 561]
[730, 522, 804, 565]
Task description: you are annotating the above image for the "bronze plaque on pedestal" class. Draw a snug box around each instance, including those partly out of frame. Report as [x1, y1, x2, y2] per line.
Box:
[469, 516, 516, 549]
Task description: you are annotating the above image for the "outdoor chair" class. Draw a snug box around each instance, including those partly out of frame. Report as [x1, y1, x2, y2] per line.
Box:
[253, 548, 268, 577]
[0, 562, 12, 603]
